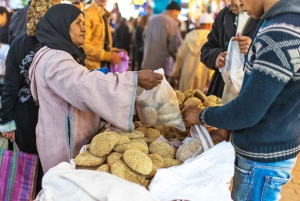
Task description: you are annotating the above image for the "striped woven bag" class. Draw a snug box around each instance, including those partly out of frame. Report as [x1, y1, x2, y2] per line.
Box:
[0, 140, 38, 201]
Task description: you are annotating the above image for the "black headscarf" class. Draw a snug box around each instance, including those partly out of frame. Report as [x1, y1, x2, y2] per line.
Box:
[35, 4, 86, 65]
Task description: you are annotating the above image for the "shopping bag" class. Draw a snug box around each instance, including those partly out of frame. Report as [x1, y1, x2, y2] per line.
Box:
[110, 51, 129, 73]
[175, 125, 214, 162]
[0, 140, 38, 201]
[149, 125, 235, 201]
[219, 38, 245, 94]
[137, 68, 185, 131]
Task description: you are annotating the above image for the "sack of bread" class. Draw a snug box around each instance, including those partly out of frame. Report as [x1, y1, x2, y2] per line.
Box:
[137, 68, 185, 131]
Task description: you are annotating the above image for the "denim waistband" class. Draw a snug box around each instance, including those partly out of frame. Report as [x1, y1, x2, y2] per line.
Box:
[236, 154, 297, 169]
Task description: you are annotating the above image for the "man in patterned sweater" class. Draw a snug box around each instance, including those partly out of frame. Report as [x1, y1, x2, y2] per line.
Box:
[183, 0, 300, 200]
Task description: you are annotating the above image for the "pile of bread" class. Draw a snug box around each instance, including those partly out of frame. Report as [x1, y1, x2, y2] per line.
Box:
[74, 89, 223, 188]
[74, 130, 181, 189]
[175, 89, 222, 110]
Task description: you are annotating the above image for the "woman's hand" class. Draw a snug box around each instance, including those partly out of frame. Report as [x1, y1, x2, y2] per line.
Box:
[138, 70, 163, 90]
[182, 105, 202, 125]
[2, 130, 15, 142]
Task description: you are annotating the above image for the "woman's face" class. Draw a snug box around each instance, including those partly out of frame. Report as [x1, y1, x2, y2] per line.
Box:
[0, 12, 7, 27]
[69, 13, 86, 47]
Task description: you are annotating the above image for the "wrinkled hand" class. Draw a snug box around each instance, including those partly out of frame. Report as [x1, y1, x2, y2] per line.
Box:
[215, 51, 227, 68]
[2, 130, 15, 142]
[110, 51, 122, 64]
[210, 129, 231, 144]
[138, 70, 163, 90]
[232, 36, 252, 55]
[182, 105, 202, 125]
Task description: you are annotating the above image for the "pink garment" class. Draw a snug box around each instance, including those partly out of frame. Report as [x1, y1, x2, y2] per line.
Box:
[110, 51, 129, 73]
[29, 47, 137, 173]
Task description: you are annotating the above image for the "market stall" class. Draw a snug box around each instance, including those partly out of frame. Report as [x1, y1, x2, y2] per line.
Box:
[34, 72, 235, 201]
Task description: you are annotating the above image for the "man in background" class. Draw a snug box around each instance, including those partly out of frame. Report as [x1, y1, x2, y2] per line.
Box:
[82, 0, 123, 70]
[142, 2, 182, 79]
[200, 0, 260, 98]
[171, 12, 214, 92]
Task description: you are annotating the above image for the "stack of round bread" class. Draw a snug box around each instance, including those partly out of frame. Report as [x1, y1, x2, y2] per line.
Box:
[74, 130, 182, 189]
[137, 98, 184, 129]
[134, 89, 222, 142]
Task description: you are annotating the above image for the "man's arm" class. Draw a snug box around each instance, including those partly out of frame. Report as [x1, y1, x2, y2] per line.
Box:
[200, 11, 226, 70]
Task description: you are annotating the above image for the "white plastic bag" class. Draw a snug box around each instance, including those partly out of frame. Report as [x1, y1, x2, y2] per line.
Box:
[219, 38, 245, 94]
[175, 125, 214, 161]
[35, 162, 160, 201]
[149, 126, 234, 201]
[137, 68, 185, 131]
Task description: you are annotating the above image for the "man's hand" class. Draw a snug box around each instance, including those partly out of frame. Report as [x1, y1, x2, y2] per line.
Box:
[138, 70, 163, 90]
[232, 36, 252, 55]
[110, 51, 121, 64]
[182, 105, 202, 125]
[2, 130, 15, 142]
[215, 51, 227, 68]
[209, 129, 231, 144]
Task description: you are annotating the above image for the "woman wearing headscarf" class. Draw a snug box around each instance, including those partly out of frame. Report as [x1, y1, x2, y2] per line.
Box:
[0, 0, 60, 195]
[29, 4, 162, 173]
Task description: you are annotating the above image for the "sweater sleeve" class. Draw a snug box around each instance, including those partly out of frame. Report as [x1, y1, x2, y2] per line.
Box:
[201, 29, 295, 130]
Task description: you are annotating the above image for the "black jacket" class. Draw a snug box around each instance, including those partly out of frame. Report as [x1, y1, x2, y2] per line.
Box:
[200, 7, 260, 98]
[113, 24, 131, 54]
[8, 2, 31, 44]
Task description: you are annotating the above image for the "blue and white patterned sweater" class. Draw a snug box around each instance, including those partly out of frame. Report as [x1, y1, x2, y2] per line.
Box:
[200, 1, 300, 162]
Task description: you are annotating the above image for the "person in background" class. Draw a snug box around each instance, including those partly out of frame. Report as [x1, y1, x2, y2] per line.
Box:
[135, 15, 148, 71]
[145, 4, 153, 20]
[28, 4, 162, 173]
[142, 1, 182, 79]
[113, 17, 131, 55]
[72, 0, 84, 10]
[82, 0, 124, 70]
[171, 13, 214, 92]
[200, 0, 260, 98]
[128, 17, 136, 70]
[183, 0, 300, 200]
[0, 0, 61, 195]
[0, 6, 11, 45]
[8, 1, 31, 44]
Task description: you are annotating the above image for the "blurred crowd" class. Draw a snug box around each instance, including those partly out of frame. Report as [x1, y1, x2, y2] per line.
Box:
[0, 0, 222, 92]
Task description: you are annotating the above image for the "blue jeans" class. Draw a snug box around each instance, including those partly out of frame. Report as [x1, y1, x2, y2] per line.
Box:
[231, 154, 297, 201]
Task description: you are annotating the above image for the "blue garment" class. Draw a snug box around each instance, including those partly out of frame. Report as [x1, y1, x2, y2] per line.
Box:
[231, 154, 296, 201]
[200, 0, 300, 163]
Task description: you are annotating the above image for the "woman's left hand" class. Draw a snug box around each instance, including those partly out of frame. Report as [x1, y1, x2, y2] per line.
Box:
[2, 130, 15, 142]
